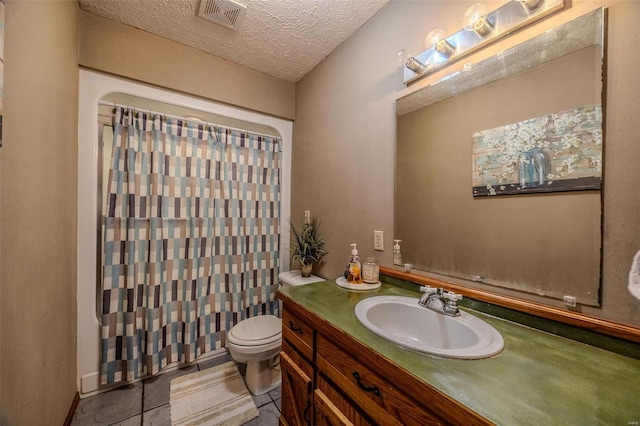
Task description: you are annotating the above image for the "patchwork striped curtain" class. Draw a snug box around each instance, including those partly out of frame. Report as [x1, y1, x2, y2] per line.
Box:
[101, 107, 280, 384]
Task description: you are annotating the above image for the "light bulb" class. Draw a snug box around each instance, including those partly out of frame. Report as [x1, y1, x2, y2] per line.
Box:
[463, 3, 493, 37]
[397, 49, 410, 64]
[426, 29, 455, 58]
[426, 29, 446, 48]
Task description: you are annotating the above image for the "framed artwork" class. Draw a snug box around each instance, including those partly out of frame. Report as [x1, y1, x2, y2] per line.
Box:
[472, 104, 602, 197]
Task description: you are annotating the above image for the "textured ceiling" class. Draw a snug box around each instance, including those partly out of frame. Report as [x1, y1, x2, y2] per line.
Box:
[79, 0, 390, 82]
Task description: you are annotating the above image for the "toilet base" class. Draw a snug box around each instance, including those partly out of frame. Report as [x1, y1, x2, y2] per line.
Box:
[244, 355, 282, 396]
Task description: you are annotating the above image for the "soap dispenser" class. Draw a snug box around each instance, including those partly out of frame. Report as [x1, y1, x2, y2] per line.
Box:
[393, 240, 403, 266]
[347, 243, 363, 284]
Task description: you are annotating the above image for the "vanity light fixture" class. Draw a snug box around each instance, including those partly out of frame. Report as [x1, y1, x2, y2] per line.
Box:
[403, 0, 566, 85]
[426, 29, 456, 58]
[514, 0, 543, 12]
[463, 3, 494, 37]
[405, 56, 428, 74]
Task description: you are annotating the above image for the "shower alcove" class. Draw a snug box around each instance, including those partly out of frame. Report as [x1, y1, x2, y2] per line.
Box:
[77, 69, 293, 396]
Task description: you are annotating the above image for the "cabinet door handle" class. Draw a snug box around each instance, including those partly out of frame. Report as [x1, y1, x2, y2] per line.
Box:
[289, 320, 303, 334]
[352, 371, 381, 397]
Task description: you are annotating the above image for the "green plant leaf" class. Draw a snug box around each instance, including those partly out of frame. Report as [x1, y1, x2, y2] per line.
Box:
[290, 215, 328, 266]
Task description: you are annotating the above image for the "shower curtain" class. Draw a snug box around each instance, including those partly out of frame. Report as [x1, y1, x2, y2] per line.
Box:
[101, 106, 280, 384]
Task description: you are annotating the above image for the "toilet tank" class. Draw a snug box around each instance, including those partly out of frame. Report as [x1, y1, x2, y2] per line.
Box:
[278, 270, 324, 288]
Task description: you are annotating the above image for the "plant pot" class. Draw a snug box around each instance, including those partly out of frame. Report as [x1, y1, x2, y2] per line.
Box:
[300, 263, 313, 277]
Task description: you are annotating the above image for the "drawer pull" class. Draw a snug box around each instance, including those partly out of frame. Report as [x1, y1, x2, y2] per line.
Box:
[352, 371, 381, 397]
[289, 320, 304, 334]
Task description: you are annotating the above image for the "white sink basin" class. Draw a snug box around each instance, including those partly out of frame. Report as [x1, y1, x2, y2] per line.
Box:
[355, 295, 504, 359]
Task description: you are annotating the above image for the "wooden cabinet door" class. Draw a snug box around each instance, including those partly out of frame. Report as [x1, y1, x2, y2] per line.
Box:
[314, 388, 355, 426]
[280, 351, 313, 426]
[316, 374, 375, 426]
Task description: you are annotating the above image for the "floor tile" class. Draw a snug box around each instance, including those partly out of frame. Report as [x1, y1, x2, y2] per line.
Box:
[268, 386, 281, 401]
[242, 401, 280, 426]
[113, 414, 142, 426]
[142, 404, 171, 426]
[273, 398, 281, 412]
[251, 391, 272, 408]
[143, 365, 198, 411]
[72, 352, 281, 426]
[71, 383, 143, 426]
[197, 352, 234, 371]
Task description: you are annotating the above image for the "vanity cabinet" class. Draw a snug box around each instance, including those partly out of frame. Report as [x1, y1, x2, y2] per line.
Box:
[278, 295, 487, 426]
[281, 349, 312, 425]
[281, 309, 314, 426]
[316, 334, 441, 426]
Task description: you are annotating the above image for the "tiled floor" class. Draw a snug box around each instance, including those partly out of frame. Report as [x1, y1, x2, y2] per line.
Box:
[71, 352, 281, 426]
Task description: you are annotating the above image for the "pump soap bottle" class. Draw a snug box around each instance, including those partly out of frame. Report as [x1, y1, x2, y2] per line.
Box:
[347, 243, 363, 284]
[393, 240, 403, 266]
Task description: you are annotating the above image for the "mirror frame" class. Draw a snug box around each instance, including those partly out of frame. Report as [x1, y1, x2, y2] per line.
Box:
[394, 8, 606, 306]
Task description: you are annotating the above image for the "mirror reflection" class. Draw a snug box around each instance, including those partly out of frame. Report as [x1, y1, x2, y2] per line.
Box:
[395, 9, 604, 306]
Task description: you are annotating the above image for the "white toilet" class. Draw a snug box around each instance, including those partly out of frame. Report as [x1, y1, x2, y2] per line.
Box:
[226, 270, 324, 395]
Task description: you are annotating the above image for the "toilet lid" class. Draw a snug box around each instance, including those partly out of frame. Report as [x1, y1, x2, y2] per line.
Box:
[228, 315, 282, 342]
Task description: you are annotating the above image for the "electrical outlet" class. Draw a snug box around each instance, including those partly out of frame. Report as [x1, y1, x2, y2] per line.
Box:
[563, 295, 577, 307]
[374, 230, 384, 251]
[304, 210, 311, 223]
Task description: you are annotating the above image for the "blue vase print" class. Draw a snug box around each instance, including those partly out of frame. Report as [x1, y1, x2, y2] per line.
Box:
[519, 148, 546, 188]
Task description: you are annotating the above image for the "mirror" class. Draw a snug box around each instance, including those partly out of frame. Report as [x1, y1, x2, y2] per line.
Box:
[395, 9, 604, 306]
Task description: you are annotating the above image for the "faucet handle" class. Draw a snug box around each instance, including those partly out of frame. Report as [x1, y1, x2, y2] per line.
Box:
[443, 291, 463, 302]
[420, 286, 438, 295]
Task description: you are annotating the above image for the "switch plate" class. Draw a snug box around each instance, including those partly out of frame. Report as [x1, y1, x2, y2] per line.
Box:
[374, 230, 384, 251]
[304, 210, 311, 223]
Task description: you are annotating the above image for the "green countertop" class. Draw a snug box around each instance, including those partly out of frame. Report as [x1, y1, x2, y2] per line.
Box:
[278, 281, 640, 425]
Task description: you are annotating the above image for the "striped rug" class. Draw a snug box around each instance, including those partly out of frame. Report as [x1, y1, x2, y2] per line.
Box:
[170, 361, 259, 426]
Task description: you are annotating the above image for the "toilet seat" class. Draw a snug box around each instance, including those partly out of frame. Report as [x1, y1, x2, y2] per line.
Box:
[227, 315, 282, 347]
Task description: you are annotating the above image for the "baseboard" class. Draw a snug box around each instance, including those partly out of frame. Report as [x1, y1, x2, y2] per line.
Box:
[64, 391, 80, 426]
[81, 371, 101, 394]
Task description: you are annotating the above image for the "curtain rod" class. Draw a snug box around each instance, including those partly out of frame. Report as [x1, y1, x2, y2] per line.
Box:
[98, 101, 281, 140]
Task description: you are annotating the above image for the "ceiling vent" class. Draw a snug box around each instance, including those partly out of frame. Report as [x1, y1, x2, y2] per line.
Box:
[197, 0, 247, 31]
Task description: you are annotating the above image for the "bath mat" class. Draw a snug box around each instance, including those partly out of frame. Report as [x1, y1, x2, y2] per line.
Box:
[170, 361, 259, 426]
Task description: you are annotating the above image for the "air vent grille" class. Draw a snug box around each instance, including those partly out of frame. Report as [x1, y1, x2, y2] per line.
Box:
[198, 0, 247, 31]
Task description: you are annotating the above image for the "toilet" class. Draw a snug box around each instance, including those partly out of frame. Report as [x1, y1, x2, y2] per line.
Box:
[226, 270, 324, 395]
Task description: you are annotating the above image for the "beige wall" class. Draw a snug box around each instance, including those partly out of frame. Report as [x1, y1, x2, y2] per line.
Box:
[293, 1, 640, 326]
[1, 0, 79, 423]
[78, 10, 295, 120]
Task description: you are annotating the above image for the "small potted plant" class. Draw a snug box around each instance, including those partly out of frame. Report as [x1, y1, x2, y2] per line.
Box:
[290, 215, 327, 277]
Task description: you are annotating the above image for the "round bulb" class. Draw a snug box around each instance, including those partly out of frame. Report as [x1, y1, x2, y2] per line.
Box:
[463, 3, 488, 31]
[427, 29, 455, 58]
[397, 49, 409, 64]
[464, 3, 493, 37]
[426, 29, 446, 48]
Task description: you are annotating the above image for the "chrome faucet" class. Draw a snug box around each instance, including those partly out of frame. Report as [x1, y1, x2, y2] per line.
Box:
[418, 286, 463, 317]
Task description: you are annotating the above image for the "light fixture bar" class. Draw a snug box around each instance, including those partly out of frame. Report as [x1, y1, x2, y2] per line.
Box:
[404, 0, 565, 85]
